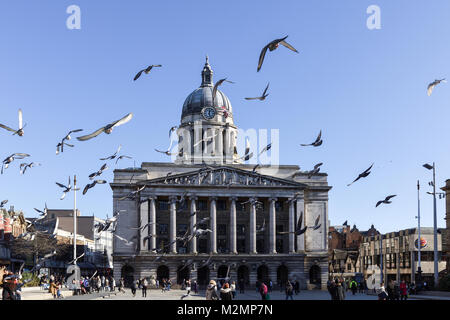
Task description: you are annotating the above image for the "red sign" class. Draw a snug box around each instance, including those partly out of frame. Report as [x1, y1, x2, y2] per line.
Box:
[4, 217, 11, 233]
[0, 212, 3, 230]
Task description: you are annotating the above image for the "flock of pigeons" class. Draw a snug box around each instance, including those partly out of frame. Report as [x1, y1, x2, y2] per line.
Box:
[1, 34, 447, 271]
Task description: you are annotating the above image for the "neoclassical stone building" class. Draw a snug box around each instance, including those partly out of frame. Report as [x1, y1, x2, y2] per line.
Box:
[111, 58, 331, 290]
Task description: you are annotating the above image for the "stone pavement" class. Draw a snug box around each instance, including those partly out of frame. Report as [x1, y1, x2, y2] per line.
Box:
[90, 289, 379, 300]
[20, 286, 450, 300]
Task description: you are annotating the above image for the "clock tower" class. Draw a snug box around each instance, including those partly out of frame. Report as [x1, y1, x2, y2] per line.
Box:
[176, 57, 240, 165]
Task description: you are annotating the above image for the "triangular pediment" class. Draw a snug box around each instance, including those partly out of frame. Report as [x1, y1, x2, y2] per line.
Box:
[141, 166, 307, 188]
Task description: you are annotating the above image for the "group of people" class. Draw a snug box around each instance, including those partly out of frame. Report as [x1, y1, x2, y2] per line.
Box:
[1, 270, 28, 300]
[205, 280, 237, 300]
[74, 275, 119, 295]
[378, 280, 411, 300]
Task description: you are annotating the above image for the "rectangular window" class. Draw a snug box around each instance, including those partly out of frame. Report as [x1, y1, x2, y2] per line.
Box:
[217, 200, 227, 211]
[199, 239, 207, 253]
[276, 239, 284, 253]
[237, 224, 246, 236]
[237, 239, 246, 253]
[218, 239, 227, 253]
[257, 239, 265, 253]
[198, 200, 208, 211]
[218, 224, 226, 236]
[159, 224, 168, 235]
[177, 224, 188, 237]
[275, 202, 283, 211]
[158, 200, 169, 211]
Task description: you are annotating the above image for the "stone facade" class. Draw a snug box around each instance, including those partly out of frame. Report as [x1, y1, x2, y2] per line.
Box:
[111, 59, 332, 290]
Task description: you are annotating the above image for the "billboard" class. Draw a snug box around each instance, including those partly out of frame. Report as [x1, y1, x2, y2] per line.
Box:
[415, 237, 427, 249]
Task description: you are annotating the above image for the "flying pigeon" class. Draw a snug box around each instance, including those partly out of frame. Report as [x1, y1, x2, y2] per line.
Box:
[83, 179, 107, 195]
[0, 109, 25, 136]
[257, 36, 298, 72]
[77, 113, 133, 141]
[245, 83, 270, 101]
[133, 65, 162, 81]
[19, 162, 41, 175]
[100, 145, 122, 161]
[212, 78, 234, 106]
[2, 153, 30, 174]
[301, 130, 322, 147]
[347, 163, 374, 186]
[89, 163, 108, 180]
[376, 195, 397, 207]
[427, 78, 446, 96]
[56, 176, 72, 200]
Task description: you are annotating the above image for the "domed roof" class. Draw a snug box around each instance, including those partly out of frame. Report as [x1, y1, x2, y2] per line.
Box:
[181, 57, 233, 121]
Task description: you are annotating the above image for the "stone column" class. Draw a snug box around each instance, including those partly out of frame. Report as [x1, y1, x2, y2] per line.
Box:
[169, 196, 178, 254]
[269, 197, 277, 254]
[229, 197, 237, 254]
[139, 198, 149, 252]
[190, 196, 198, 254]
[210, 197, 217, 254]
[289, 199, 295, 254]
[149, 196, 157, 251]
[249, 198, 257, 254]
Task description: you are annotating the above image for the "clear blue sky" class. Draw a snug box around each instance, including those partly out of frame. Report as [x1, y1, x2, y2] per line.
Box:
[0, 0, 449, 234]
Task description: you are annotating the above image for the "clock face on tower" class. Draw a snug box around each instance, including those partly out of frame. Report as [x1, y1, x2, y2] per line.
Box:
[202, 107, 216, 120]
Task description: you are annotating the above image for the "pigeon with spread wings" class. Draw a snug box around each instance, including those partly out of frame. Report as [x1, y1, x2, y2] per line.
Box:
[257, 36, 298, 72]
[100, 145, 122, 161]
[83, 180, 107, 195]
[56, 176, 71, 200]
[245, 83, 270, 101]
[347, 163, 374, 186]
[77, 113, 133, 141]
[427, 78, 446, 96]
[0, 109, 25, 136]
[2, 153, 30, 174]
[212, 78, 234, 106]
[301, 130, 322, 147]
[278, 211, 307, 236]
[376, 195, 397, 207]
[133, 65, 162, 81]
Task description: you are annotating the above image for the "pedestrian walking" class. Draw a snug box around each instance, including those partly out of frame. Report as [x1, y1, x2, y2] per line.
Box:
[230, 281, 236, 299]
[259, 282, 268, 300]
[142, 278, 148, 297]
[268, 279, 273, 292]
[350, 278, 358, 295]
[205, 280, 219, 300]
[239, 278, 245, 293]
[378, 282, 388, 301]
[131, 280, 138, 297]
[220, 283, 233, 300]
[285, 280, 294, 300]
[400, 280, 408, 300]
[119, 278, 126, 294]
[185, 279, 191, 296]
[336, 280, 345, 300]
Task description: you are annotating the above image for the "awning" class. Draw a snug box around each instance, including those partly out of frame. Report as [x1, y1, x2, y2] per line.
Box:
[77, 262, 96, 269]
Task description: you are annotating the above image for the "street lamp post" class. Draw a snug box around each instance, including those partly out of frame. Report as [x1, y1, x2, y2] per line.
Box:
[423, 163, 439, 288]
[416, 180, 422, 284]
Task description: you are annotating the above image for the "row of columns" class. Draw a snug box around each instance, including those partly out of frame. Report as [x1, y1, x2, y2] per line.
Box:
[139, 196, 304, 254]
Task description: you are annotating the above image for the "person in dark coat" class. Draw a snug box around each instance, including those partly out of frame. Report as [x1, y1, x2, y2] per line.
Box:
[220, 283, 233, 300]
[335, 280, 345, 300]
[239, 278, 245, 293]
